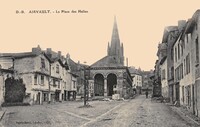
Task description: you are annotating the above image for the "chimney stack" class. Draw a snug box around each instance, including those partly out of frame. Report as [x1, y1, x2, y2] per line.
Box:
[126, 58, 128, 67]
[178, 20, 186, 32]
[46, 48, 52, 58]
[58, 51, 61, 58]
[66, 53, 70, 59]
[46, 48, 52, 54]
[32, 45, 41, 55]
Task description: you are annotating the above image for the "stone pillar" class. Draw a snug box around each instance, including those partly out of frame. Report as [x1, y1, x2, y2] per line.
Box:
[48, 92, 51, 103]
[59, 92, 62, 102]
[104, 78, 107, 96]
[0, 76, 3, 106]
[117, 79, 124, 98]
[40, 91, 43, 105]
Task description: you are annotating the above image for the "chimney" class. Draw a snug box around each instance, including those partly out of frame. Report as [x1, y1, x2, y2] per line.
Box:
[46, 48, 52, 58]
[178, 20, 186, 32]
[66, 53, 70, 59]
[58, 51, 61, 58]
[32, 45, 41, 55]
[126, 58, 128, 67]
[46, 48, 52, 54]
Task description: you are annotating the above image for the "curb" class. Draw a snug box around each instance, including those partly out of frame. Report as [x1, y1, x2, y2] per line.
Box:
[174, 107, 200, 126]
[167, 104, 200, 126]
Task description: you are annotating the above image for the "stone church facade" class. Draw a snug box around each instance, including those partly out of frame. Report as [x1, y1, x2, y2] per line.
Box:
[88, 17, 133, 99]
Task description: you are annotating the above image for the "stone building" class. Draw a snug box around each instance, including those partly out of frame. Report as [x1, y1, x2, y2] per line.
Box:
[175, 10, 200, 116]
[63, 54, 88, 98]
[192, 10, 200, 117]
[88, 17, 133, 99]
[153, 9, 200, 117]
[152, 60, 162, 97]
[0, 48, 51, 104]
[128, 67, 142, 94]
[141, 71, 153, 95]
[153, 25, 179, 99]
[164, 25, 180, 103]
[45, 49, 78, 101]
[153, 41, 168, 97]
[173, 21, 194, 108]
[160, 25, 180, 102]
[172, 10, 200, 116]
[160, 56, 168, 98]
[0, 46, 78, 105]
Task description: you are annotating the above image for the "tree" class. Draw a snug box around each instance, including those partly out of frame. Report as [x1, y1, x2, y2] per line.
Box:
[5, 77, 26, 103]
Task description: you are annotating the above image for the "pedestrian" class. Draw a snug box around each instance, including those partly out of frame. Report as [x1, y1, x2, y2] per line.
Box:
[145, 90, 148, 98]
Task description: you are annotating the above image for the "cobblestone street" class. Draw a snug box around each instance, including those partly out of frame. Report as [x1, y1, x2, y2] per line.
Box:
[1, 95, 199, 127]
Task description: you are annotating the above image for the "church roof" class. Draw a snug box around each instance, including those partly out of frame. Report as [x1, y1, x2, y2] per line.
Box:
[91, 17, 124, 68]
[91, 55, 123, 67]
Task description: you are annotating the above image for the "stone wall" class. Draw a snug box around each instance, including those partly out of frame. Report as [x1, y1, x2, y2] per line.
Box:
[0, 75, 4, 104]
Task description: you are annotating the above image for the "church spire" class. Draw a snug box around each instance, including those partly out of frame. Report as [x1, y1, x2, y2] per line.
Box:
[106, 16, 124, 66]
[121, 43, 124, 57]
[110, 16, 121, 56]
[107, 42, 110, 56]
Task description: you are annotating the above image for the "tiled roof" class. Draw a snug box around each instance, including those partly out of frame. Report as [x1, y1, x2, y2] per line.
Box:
[91, 56, 124, 68]
[162, 26, 178, 43]
[181, 10, 200, 39]
[0, 52, 36, 58]
[128, 67, 142, 75]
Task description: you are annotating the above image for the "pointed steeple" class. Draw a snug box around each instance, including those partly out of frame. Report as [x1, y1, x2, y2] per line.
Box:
[121, 43, 124, 57]
[107, 42, 110, 56]
[110, 16, 121, 56]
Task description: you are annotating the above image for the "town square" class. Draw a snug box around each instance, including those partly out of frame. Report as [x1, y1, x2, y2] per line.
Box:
[1, 1, 200, 127]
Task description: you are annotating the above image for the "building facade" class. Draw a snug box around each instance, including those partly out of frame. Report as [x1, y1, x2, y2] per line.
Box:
[128, 67, 142, 94]
[141, 71, 154, 95]
[160, 57, 168, 98]
[0, 46, 78, 105]
[153, 9, 200, 117]
[88, 17, 133, 99]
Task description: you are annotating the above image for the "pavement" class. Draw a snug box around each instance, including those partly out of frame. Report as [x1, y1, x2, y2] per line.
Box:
[0, 95, 200, 127]
[85, 95, 199, 127]
[0, 99, 123, 127]
[167, 104, 200, 126]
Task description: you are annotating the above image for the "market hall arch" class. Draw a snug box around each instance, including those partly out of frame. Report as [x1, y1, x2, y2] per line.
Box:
[107, 73, 117, 96]
[94, 73, 104, 96]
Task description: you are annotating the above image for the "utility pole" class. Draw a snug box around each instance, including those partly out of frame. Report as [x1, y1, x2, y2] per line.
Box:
[83, 68, 86, 106]
[48, 64, 51, 104]
[83, 66, 90, 106]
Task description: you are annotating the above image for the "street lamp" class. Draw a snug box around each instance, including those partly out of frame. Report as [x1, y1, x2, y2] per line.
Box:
[83, 67, 90, 106]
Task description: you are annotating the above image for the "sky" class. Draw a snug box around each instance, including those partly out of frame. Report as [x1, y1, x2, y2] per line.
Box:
[0, 0, 200, 71]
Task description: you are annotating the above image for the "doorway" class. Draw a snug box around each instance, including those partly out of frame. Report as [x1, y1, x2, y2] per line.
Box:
[107, 73, 117, 96]
[94, 74, 104, 96]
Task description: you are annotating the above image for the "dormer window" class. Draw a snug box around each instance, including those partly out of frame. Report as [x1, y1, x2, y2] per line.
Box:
[34, 74, 37, 85]
[41, 58, 45, 68]
[56, 64, 59, 73]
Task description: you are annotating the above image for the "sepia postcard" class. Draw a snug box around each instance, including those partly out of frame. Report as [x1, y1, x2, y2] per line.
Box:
[0, 0, 200, 127]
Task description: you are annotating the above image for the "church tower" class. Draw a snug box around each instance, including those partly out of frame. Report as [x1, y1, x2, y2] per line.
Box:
[107, 16, 124, 65]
